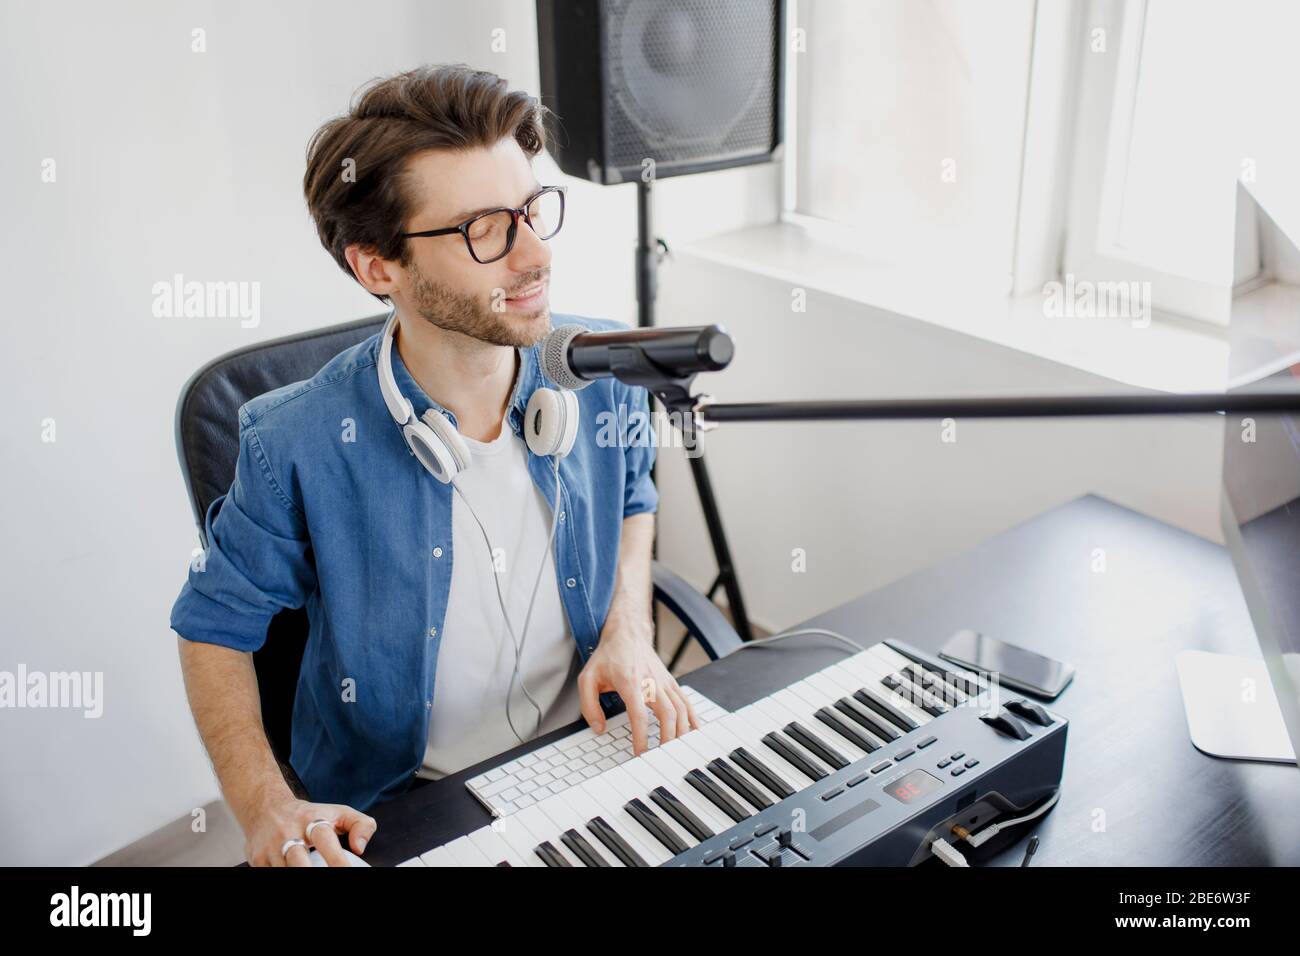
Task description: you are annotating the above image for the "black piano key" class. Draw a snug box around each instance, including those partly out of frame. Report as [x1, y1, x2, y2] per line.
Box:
[730, 747, 796, 799]
[496, 860, 512, 867]
[762, 731, 828, 782]
[815, 706, 881, 753]
[587, 816, 651, 868]
[561, 827, 611, 867]
[535, 841, 573, 867]
[686, 768, 751, 823]
[625, 797, 691, 855]
[938, 666, 987, 697]
[649, 786, 715, 842]
[834, 698, 901, 743]
[707, 757, 774, 811]
[885, 673, 949, 718]
[904, 664, 967, 706]
[852, 687, 918, 733]
[783, 722, 849, 769]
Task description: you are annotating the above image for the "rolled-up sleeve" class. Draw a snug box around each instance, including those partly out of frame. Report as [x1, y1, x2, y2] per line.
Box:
[620, 381, 659, 518]
[169, 413, 316, 652]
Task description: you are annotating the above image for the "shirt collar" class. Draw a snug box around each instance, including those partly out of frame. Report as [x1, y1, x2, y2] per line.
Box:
[382, 330, 543, 438]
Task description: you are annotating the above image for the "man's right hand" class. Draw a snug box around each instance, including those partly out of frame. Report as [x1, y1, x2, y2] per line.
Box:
[241, 793, 378, 867]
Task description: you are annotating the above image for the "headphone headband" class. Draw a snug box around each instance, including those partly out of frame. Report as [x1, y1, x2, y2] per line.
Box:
[377, 309, 414, 426]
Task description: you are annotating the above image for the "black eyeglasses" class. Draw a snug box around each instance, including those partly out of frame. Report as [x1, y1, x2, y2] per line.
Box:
[399, 185, 567, 264]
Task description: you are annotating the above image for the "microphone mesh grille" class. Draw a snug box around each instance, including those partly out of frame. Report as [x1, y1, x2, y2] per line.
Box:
[541, 324, 592, 390]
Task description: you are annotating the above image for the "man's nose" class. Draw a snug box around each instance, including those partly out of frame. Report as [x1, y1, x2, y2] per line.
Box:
[506, 215, 552, 273]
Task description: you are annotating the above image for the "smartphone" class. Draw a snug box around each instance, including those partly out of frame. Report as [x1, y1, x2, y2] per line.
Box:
[938, 629, 1074, 700]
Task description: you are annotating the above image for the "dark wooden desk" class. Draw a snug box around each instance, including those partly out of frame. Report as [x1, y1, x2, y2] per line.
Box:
[366, 495, 1300, 866]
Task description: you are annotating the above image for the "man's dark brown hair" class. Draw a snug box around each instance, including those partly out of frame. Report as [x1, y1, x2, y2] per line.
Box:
[303, 64, 546, 298]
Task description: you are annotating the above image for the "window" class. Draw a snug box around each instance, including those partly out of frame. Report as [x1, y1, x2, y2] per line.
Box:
[790, 0, 1038, 281]
[1064, 0, 1299, 325]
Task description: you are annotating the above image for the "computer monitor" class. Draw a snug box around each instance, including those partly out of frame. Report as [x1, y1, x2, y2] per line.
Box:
[1182, 183, 1300, 764]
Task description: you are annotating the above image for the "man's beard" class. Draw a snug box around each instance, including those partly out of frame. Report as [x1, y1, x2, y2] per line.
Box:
[406, 260, 551, 349]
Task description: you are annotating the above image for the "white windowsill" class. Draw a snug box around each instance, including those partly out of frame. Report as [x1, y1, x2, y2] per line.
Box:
[675, 221, 1234, 395]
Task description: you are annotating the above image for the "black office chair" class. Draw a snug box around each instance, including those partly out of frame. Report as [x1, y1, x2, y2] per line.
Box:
[174, 312, 742, 799]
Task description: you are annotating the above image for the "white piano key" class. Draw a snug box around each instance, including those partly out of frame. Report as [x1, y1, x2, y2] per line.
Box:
[812, 667, 908, 735]
[442, 834, 494, 867]
[466, 824, 530, 868]
[562, 780, 661, 867]
[490, 815, 550, 868]
[750, 693, 872, 766]
[836, 654, 934, 726]
[642, 743, 736, 833]
[728, 703, 817, 789]
[512, 803, 585, 868]
[532, 787, 620, 867]
[397, 856, 427, 867]
[590, 767, 675, 864]
[620, 759, 705, 850]
[821, 662, 925, 733]
[417, 845, 458, 867]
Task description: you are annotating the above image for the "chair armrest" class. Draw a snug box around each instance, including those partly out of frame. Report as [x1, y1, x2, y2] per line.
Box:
[651, 560, 743, 661]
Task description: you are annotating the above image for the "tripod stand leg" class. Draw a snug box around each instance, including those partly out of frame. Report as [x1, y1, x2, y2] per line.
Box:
[687, 446, 753, 643]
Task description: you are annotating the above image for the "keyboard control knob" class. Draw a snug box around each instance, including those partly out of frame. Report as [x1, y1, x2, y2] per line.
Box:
[722, 850, 737, 868]
[777, 829, 794, 848]
[1005, 698, 1053, 726]
[980, 709, 1032, 740]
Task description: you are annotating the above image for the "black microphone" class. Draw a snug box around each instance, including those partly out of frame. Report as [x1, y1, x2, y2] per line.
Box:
[540, 324, 734, 390]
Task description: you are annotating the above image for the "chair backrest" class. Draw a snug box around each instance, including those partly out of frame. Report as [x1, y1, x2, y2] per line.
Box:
[174, 313, 387, 775]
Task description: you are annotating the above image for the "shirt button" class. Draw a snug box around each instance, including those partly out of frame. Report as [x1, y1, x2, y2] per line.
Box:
[566, 577, 576, 588]
[425, 701, 432, 710]
[429, 626, 437, 637]
[432, 547, 443, 558]
[559, 511, 566, 522]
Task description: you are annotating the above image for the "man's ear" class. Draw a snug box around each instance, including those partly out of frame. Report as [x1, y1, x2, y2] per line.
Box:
[344, 244, 401, 298]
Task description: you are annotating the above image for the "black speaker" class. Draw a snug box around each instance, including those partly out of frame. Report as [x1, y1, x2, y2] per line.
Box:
[536, 0, 785, 185]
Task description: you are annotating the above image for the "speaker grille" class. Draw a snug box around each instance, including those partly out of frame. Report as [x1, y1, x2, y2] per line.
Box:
[604, 0, 778, 173]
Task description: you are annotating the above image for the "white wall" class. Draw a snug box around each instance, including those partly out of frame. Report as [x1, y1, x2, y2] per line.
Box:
[0, 0, 775, 866]
[652, 251, 1226, 634]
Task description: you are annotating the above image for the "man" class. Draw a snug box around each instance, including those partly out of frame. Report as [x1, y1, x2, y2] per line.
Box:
[170, 64, 698, 867]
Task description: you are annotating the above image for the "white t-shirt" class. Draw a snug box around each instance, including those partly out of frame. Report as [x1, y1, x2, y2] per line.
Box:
[418, 418, 583, 780]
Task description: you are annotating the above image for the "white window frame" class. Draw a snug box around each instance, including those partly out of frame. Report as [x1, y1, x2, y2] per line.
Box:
[778, 0, 1087, 298]
[1061, 0, 1262, 326]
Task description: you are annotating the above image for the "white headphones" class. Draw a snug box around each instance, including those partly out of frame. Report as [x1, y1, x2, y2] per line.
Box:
[377, 308, 578, 743]
[378, 309, 579, 482]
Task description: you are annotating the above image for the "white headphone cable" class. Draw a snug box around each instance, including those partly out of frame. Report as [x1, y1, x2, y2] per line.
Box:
[511, 455, 564, 738]
[451, 479, 544, 743]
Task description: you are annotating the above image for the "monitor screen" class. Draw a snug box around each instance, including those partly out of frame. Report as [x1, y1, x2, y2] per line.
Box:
[1221, 187, 1300, 767]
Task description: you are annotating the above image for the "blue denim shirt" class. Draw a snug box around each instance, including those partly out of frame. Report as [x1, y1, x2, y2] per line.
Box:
[170, 313, 658, 810]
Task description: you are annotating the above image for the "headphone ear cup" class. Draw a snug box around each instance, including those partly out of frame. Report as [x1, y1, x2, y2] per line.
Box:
[524, 388, 579, 458]
[403, 420, 460, 483]
[400, 409, 472, 483]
